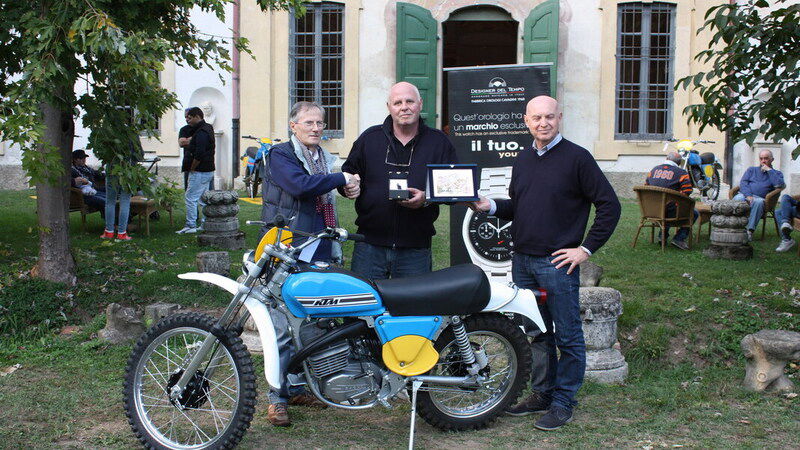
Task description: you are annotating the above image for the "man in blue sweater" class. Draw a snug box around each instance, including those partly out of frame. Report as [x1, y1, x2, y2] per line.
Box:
[473, 96, 621, 430]
[733, 150, 785, 241]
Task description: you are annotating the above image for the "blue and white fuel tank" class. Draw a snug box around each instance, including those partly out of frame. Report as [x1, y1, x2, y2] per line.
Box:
[281, 262, 385, 318]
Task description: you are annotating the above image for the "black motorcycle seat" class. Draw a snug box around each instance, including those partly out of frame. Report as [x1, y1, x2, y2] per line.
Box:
[700, 152, 715, 164]
[374, 264, 491, 316]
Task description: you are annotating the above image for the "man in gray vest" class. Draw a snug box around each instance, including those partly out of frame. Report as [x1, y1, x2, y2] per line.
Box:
[259, 101, 358, 426]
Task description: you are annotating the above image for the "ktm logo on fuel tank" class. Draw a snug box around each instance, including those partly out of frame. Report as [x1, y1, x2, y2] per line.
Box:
[313, 298, 340, 306]
[297, 293, 378, 308]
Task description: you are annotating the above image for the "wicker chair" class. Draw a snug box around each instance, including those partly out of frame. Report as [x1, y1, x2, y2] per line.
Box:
[68, 187, 102, 230]
[632, 185, 696, 251]
[728, 185, 784, 239]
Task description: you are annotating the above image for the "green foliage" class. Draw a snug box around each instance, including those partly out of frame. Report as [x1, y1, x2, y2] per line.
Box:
[152, 179, 182, 208]
[677, 0, 800, 159]
[626, 322, 676, 363]
[0, 278, 68, 340]
[0, 0, 308, 187]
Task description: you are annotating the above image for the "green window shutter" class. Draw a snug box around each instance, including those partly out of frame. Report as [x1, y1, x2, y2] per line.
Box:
[396, 2, 438, 121]
[524, 0, 559, 97]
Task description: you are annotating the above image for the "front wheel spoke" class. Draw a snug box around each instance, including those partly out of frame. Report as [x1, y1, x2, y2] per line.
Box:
[176, 406, 212, 442]
[206, 375, 238, 402]
[143, 364, 168, 391]
[203, 390, 225, 433]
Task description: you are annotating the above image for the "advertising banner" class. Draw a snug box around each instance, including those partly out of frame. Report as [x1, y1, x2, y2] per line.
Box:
[446, 64, 550, 281]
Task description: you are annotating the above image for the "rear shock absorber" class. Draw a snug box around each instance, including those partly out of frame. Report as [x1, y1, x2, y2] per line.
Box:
[450, 316, 478, 374]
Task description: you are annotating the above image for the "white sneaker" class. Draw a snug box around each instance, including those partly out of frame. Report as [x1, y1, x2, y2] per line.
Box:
[746, 229, 753, 242]
[775, 238, 796, 253]
[780, 222, 792, 233]
[176, 226, 198, 234]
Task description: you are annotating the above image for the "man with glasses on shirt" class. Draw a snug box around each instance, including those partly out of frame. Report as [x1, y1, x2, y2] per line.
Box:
[340, 82, 458, 279]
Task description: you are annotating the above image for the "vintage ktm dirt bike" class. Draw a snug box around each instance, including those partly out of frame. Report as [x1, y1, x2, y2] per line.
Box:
[123, 215, 546, 449]
[662, 138, 721, 200]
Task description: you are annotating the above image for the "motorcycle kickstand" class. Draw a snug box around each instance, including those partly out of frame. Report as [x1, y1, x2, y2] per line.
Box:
[408, 379, 423, 450]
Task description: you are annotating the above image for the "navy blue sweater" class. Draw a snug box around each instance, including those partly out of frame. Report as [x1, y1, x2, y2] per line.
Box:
[494, 139, 621, 256]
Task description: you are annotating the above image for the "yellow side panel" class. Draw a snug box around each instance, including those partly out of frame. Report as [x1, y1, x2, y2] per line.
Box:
[382, 335, 439, 376]
[704, 164, 715, 177]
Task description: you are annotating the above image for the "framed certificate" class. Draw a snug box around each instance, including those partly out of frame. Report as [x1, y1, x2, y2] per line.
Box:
[426, 164, 479, 202]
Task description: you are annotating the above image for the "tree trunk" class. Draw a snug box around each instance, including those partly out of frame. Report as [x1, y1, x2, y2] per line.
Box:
[33, 99, 77, 285]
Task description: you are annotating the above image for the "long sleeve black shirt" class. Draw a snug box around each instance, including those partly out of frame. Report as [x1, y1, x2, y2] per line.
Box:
[495, 138, 621, 256]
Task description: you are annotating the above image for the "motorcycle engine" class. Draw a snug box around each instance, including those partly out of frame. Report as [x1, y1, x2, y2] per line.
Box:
[301, 322, 385, 405]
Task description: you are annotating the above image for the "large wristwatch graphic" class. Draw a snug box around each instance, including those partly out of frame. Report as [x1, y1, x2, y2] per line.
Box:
[462, 166, 513, 283]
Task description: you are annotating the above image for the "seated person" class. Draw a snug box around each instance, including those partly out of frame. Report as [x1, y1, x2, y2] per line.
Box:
[71, 149, 106, 211]
[733, 149, 785, 241]
[775, 194, 799, 252]
[645, 151, 697, 250]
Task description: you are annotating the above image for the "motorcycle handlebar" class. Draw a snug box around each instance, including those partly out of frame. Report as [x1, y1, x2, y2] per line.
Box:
[348, 233, 365, 242]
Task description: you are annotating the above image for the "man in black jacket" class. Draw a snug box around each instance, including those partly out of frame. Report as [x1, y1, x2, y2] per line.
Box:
[473, 96, 621, 431]
[178, 108, 195, 190]
[177, 106, 215, 234]
[340, 82, 458, 279]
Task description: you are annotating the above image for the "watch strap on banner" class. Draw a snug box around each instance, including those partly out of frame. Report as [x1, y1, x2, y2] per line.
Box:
[478, 166, 513, 283]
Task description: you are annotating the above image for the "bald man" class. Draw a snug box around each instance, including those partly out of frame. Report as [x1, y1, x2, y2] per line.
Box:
[473, 96, 621, 430]
[733, 149, 785, 241]
[340, 82, 458, 279]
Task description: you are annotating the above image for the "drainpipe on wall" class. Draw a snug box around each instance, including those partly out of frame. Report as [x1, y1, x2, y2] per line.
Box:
[232, 0, 241, 181]
[723, 0, 735, 186]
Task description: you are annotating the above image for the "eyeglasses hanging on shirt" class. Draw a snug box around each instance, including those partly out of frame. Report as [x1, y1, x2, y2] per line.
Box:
[385, 141, 414, 200]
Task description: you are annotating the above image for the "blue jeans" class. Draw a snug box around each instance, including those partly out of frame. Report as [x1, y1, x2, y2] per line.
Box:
[662, 208, 699, 242]
[104, 177, 131, 233]
[350, 242, 432, 280]
[733, 193, 765, 231]
[185, 171, 214, 228]
[83, 188, 106, 212]
[511, 253, 584, 410]
[267, 307, 308, 404]
[776, 194, 798, 236]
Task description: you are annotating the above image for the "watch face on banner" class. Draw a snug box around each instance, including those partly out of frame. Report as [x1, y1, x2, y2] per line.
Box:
[467, 211, 513, 262]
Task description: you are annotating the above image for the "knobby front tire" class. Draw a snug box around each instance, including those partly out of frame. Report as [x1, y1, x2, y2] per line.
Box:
[415, 313, 532, 431]
[123, 312, 257, 449]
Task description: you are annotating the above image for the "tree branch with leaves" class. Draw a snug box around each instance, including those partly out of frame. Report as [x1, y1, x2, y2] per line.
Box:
[0, 0, 306, 284]
[677, 0, 800, 159]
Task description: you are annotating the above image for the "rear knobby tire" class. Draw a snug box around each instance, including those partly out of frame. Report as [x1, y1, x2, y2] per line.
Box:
[415, 313, 531, 431]
[123, 312, 257, 449]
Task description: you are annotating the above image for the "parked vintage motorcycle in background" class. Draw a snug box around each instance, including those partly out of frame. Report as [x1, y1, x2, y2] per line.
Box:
[240, 135, 280, 198]
[662, 138, 721, 200]
[123, 215, 547, 449]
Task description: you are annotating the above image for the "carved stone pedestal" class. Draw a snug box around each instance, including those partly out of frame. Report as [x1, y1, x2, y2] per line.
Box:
[580, 287, 628, 384]
[741, 329, 800, 392]
[703, 200, 753, 260]
[197, 190, 246, 250]
[98, 303, 145, 344]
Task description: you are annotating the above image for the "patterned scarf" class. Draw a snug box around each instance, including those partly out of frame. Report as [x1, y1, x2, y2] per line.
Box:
[293, 136, 337, 228]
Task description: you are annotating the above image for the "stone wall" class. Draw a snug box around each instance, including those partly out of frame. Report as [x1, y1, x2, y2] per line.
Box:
[0, 165, 30, 190]
[602, 171, 649, 199]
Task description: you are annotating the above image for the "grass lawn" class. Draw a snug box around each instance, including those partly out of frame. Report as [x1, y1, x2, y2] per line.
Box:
[0, 188, 798, 448]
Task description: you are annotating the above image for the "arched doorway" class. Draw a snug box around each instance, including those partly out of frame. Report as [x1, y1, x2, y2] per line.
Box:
[441, 6, 518, 132]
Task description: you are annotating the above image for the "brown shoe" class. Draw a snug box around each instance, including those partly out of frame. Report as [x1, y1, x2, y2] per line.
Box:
[267, 402, 290, 427]
[505, 391, 552, 416]
[288, 393, 327, 408]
